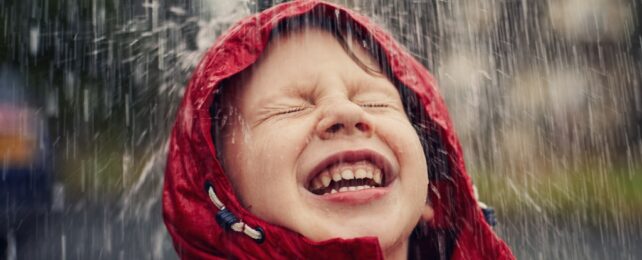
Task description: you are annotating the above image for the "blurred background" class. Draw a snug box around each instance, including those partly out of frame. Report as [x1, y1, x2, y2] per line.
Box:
[0, 0, 640, 259]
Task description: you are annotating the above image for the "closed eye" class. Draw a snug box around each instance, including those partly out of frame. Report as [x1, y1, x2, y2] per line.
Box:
[360, 103, 389, 108]
[274, 107, 307, 115]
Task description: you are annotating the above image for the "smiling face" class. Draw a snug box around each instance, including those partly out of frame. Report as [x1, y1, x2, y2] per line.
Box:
[219, 28, 428, 258]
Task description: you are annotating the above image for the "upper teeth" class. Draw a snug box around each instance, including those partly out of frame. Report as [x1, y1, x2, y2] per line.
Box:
[309, 161, 383, 195]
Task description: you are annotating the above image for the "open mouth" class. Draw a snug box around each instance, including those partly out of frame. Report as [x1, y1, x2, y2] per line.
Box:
[306, 150, 394, 196]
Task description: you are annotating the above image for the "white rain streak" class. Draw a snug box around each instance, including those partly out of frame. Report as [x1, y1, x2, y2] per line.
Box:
[0, 0, 640, 259]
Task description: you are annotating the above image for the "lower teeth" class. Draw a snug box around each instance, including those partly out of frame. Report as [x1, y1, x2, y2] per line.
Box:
[325, 185, 374, 195]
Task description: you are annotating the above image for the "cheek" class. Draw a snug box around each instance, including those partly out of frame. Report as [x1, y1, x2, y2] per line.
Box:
[222, 123, 310, 206]
[239, 126, 314, 225]
[253, 125, 310, 167]
[379, 117, 426, 166]
[378, 117, 429, 199]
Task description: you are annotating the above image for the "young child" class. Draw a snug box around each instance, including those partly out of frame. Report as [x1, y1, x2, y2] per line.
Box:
[163, 1, 514, 259]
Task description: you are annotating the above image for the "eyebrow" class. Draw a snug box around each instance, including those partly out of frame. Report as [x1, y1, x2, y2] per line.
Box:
[251, 69, 397, 113]
[252, 76, 318, 110]
[280, 75, 322, 102]
[347, 75, 399, 98]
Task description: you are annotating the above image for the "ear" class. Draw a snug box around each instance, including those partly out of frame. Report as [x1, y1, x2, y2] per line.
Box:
[412, 204, 434, 238]
[421, 204, 434, 222]
[421, 185, 434, 222]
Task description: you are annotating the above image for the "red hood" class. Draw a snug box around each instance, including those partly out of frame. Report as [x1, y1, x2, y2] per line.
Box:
[163, 1, 514, 259]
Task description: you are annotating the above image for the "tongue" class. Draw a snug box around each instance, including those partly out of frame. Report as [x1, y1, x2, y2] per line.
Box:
[335, 179, 371, 189]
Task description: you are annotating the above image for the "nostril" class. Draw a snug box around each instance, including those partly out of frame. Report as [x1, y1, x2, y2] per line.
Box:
[327, 123, 343, 133]
[355, 122, 369, 132]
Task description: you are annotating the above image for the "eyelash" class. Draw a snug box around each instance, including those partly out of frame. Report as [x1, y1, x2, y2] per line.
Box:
[276, 103, 388, 116]
[360, 103, 389, 108]
[275, 107, 307, 115]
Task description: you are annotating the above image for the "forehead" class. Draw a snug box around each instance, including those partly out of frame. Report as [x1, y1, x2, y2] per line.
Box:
[226, 28, 386, 101]
[262, 27, 379, 71]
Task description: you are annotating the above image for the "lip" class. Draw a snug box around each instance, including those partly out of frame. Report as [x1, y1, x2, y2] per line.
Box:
[315, 186, 392, 204]
[304, 149, 397, 192]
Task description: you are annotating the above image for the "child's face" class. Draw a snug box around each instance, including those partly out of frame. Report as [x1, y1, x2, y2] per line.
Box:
[221, 28, 428, 254]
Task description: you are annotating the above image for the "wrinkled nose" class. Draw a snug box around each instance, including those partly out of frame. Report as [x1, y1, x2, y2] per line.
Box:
[316, 100, 373, 139]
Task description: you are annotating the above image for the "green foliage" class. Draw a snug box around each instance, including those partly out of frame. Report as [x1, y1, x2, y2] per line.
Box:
[472, 165, 642, 224]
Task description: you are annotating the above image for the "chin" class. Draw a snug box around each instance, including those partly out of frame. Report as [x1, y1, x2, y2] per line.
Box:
[301, 210, 417, 247]
[328, 224, 412, 255]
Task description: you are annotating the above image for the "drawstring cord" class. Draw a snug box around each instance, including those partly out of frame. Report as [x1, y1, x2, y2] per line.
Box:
[206, 182, 493, 242]
[473, 185, 497, 227]
[206, 182, 265, 243]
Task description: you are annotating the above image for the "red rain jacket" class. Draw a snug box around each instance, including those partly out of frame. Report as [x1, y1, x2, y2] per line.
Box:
[163, 1, 514, 259]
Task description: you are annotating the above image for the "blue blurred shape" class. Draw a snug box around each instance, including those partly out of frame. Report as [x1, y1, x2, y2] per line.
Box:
[0, 65, 52, 227]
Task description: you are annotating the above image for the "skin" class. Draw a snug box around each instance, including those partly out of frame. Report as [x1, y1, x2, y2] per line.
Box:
[221, 28, 429, 259]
